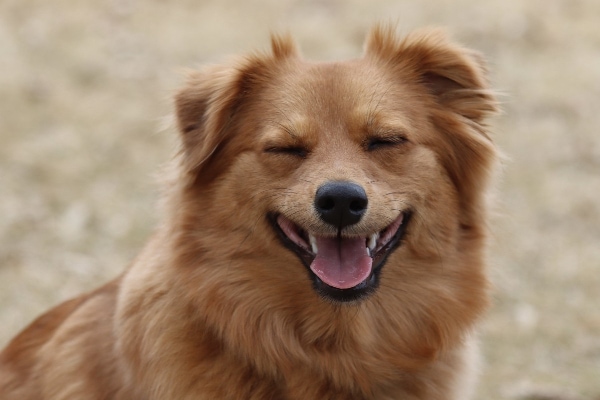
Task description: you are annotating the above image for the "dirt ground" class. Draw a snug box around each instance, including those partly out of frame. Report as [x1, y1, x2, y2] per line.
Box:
[1, 0, 599, 398]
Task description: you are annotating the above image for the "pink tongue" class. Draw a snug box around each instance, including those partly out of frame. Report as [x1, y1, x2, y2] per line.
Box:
[310, 237, 372, 289]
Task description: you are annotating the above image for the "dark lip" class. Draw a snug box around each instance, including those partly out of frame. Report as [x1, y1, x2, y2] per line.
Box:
[267, 211, 412, 303]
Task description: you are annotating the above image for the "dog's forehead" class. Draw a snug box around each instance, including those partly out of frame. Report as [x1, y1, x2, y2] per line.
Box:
[272, 60, 392, 109]
[259, 60, 418, 137]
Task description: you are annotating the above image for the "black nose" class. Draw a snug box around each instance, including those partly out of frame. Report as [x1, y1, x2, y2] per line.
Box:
[314, 181, 368, 228]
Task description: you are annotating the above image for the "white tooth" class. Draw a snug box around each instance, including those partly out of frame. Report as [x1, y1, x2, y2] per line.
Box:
[366, 247, 371, 257]
[368, 233, 378, 251]
[309, 233, 318, 254]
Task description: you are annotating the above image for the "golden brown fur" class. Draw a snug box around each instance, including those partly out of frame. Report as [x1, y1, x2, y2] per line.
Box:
[0, 25, 498, 399]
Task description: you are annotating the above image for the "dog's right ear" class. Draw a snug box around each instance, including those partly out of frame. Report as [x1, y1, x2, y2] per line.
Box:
[174, 35, 298, 176]
[174, 64, 248, 175]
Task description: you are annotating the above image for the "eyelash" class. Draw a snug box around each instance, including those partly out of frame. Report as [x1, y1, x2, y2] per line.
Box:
[264, 146, 308, 158]
[366, 135, 407, 151]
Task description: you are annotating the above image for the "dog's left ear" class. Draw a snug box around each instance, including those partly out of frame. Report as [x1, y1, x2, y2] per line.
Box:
[365, 26, 498, 126]
[175, 34, 298, 176]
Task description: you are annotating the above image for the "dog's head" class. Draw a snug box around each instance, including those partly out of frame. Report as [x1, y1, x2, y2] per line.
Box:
[172, 26, 498, 306]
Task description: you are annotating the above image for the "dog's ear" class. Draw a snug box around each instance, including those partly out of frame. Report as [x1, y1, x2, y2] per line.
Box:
[174, 34, 298, 176]
[365, 26, 499, 225]
[365, 25, 498, 126]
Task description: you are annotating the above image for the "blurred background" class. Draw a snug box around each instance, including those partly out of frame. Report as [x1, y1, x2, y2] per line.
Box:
[1, 0, 599, 398]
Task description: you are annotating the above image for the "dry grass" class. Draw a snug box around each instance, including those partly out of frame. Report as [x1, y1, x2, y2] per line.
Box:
[1, 0, 599, 398]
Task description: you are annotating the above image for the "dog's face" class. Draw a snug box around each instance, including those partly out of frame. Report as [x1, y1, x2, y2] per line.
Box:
[258, 61, 427, 302]
[173, 27, 497, 308]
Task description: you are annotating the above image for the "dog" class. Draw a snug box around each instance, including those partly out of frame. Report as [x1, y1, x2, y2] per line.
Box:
[0, 25, 498, 399]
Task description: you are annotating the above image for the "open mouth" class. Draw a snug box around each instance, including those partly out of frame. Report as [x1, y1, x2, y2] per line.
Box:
[269, 211, 411, 302]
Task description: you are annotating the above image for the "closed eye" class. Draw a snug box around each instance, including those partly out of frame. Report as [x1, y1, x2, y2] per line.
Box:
[264, 146, 308, 158]
[366, 135, 407, 151]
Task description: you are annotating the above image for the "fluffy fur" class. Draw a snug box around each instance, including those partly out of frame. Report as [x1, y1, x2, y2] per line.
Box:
[0, 25, 498, 399]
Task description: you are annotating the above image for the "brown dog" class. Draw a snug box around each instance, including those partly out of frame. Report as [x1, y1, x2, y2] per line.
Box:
[0, 25, 498, 399]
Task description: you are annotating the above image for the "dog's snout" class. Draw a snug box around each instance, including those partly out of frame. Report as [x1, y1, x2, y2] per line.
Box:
[314, 181, 368, 228]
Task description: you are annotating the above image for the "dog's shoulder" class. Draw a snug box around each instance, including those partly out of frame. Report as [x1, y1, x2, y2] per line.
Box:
[0, 279, 121, 399]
